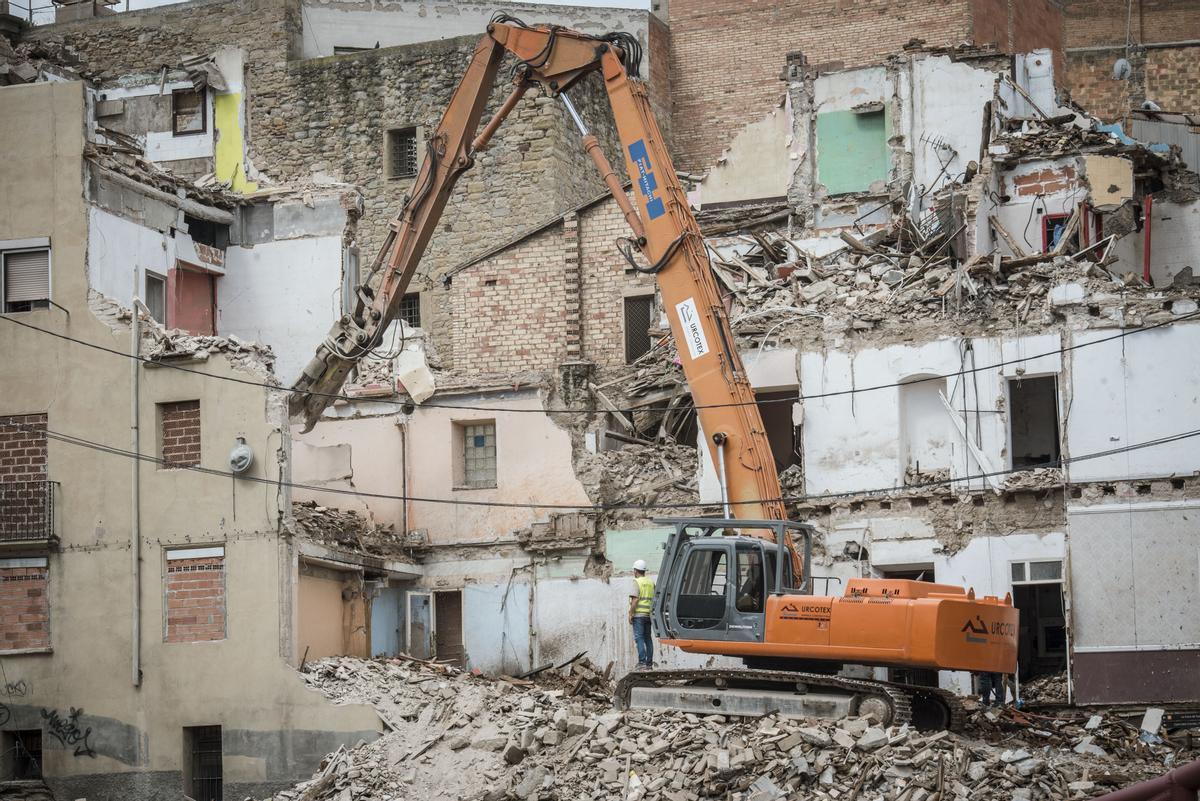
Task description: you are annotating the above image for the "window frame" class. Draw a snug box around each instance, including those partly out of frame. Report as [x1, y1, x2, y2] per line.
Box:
[172, 88, 207, 137]
[145, 270, 167, 324]
[386, 126, 420, 180]
[1, 245, 52, 313]
[398, 291, 422, 329]
[454, 420, 497, 490]
[1006, 373, 1062, 470]
[623, 292, 655, 364]
[1010, 559, 1064, 586]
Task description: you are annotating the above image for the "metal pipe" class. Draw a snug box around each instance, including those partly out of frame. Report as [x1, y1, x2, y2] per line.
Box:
[130, 296, 148, 688]
[714, 433, 730, 518]
[1143, 194, 1154, 284]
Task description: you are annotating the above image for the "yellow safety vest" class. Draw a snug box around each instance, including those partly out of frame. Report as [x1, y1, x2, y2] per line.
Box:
[634, 575, 655, 616]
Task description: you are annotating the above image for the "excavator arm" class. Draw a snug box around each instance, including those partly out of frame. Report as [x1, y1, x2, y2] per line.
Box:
[291, 19, 789, 533]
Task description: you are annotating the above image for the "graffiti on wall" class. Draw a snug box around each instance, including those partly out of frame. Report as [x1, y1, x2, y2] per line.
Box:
[41, 707, 96, 758]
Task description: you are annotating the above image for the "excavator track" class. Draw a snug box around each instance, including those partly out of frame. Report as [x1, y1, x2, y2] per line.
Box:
[615, 669, 968, 732]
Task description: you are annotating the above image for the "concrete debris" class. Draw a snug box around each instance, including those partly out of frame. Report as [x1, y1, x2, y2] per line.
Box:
[1020, 671, 1069, 704]
[262, 656, 1194, 801]
[291, 501, 412, 560]
[575, 441, 700, 521]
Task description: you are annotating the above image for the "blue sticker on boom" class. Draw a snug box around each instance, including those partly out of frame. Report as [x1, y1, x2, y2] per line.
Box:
[628, 139, 666, 220]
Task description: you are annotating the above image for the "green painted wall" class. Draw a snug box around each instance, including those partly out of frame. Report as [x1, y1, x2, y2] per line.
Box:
[605, 528, 673, 575]
[816, 110, 888, 195]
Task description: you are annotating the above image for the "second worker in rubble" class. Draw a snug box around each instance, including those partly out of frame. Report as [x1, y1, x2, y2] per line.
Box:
[629, 560, 656, 669]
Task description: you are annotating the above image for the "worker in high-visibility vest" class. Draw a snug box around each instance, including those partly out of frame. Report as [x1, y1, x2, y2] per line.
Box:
[628, 559, 656, 669]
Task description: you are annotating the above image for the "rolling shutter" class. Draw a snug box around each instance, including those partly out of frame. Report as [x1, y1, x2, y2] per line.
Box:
[4, 250, 50, 303]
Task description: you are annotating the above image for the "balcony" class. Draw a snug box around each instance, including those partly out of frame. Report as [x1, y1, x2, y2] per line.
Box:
[0, 480, 58, 547]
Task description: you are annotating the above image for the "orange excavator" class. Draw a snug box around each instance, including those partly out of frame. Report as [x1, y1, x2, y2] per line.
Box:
[291, 16, 1017, 729]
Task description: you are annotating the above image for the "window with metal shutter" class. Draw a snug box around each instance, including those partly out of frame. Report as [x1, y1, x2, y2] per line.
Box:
[3, 250, 50, 308]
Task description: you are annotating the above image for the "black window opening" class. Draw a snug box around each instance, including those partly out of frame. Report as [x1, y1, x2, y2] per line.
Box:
[399, 292, 421, 329]
[624, 295, 654, 364]
[2, 249, 51, 313]
[388, 127, 418, 179]
[676, 548, 728, 629]
[183, 215, 230, 251]
[172, 89, 206, 136]
[1008, 376, 1061, 469]
[755, 390, 800, 472]
[145, 272, 167, 324]
[184, 725, 222, 801]
[3, 730, 42, 780]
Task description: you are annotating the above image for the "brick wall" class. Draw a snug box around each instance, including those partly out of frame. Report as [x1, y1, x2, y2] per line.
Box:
[1063, 1, 1200, 119]
[0, 414, 48, 542]
[160, 400, 201, 468]
[0, 564, 50, 651]
[164, 553, 226, 643]
[666, 0, 975, 174]
[1009, 163, 1079, 197]
[970, 0, 1063, 64]
[579, 196, 657, 371]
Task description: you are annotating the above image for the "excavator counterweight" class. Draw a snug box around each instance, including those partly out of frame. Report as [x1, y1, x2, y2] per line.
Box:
[288, 16, 1017, 729]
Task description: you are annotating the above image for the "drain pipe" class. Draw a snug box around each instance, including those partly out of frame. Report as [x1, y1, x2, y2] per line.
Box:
[713, 433, 731, 518]
[130, 297, 149, 688]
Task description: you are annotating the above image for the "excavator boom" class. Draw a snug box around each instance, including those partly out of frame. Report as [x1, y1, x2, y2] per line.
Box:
[288, 17, 1017, 728]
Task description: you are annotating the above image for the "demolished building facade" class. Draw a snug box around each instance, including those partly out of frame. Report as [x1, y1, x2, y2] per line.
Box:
[2, 0, 1200, 797]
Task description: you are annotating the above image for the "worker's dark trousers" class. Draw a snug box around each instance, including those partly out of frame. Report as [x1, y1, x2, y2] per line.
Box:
[632, 616, 653, 666]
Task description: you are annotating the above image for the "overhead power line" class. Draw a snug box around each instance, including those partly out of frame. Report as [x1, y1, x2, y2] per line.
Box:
[3, 310, 1198, 417]
[14, 421, 1200, 513]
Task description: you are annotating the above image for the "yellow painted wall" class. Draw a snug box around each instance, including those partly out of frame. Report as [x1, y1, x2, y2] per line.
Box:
[214, 92, 257, 193]
[298, 570, 346, 661]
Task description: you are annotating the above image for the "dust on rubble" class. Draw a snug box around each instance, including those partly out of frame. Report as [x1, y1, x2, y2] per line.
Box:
[264, 656, 1195, 801]
[291, 501, 413, 560]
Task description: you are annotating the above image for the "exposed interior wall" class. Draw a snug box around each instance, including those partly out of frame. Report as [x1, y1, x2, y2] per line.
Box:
[666, 0, 973, 175]
[698, 98, 798, 207]
[1068, 500, 1200, 703]
[1065, 323, 1200, 482]
[86, 207, 175, 305]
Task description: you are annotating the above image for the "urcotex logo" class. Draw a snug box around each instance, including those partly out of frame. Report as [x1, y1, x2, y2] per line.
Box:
[628, 139, 666, 220]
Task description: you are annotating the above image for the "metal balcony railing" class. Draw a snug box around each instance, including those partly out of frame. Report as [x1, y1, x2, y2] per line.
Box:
[0, 480, 57, 543]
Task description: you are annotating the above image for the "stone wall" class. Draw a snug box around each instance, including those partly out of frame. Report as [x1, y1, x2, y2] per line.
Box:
[24, 7, 625, 369]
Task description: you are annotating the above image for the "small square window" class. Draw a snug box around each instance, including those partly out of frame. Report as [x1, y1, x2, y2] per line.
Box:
[1029, 560, 1062, 581]
[172, 89, 206, 136]
[388, 127, 418, 179]
[399, 292, 421, 329]
[1010, 562, 1026, 582]
[2, 248, 51, 313]
[457, 421, 496, 489]
[145, 272, 167, 324]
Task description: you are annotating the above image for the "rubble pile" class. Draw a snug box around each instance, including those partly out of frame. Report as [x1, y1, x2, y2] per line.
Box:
[292, 500, 411, 559]
[0, 34, 82, 85]
[1020, 671, 1070, 705]
[575, 441, 700, 519]
[265, 656, 1193, 801]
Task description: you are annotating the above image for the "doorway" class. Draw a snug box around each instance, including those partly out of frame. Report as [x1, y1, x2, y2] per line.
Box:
[1010, 559, 1067, 679]
[407, 592, 433, 660]
[434, 590, 465, 667]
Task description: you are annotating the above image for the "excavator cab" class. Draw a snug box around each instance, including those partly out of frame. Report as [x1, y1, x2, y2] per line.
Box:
[651, 518, 813, 648]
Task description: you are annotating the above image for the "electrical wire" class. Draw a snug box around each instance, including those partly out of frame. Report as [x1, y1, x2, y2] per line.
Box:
[10, 420, 1200, 512]
[3, 310, 1199, 416]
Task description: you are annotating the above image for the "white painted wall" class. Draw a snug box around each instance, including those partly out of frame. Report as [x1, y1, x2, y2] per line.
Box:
[908, 55, 996, 205]
[219, 236, 345, 384]
[1065, 322, 1200, 482]
[86, 206, 175, 304]
[299, 0, 649, 67]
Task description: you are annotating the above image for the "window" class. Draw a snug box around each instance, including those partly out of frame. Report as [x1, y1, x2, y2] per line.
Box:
[1008, 376, 1060, 469]
[2, 730, 42, 780]
[456, 421, 496, 489]
[183, 725, 222, 801]
[387, 127, 419, 179]
[2, 248, 50, 313]
[756, 390, 799, 471]
[165, 546, 226, 643]
[172, 89, 206, 136]
[676, 548, 728, 630]
[399, 292, 421, 329]
[183, 215, 229, 250]
[735, 546, 764, 613]
[0, 558, 50, 652]
[159, 400, 201, 469]
[624, 294, 654, 363]
[1011, 560, 1063, 584]
[145, 272, 166, 324]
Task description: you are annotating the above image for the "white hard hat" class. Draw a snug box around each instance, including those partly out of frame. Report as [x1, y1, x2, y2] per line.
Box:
[632, 559, 647, 572]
